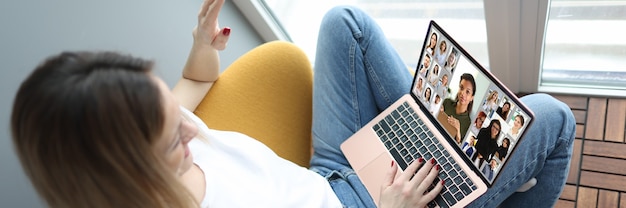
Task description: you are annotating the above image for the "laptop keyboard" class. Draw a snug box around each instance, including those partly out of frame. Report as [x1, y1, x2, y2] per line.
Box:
[372, 101, 478, 208]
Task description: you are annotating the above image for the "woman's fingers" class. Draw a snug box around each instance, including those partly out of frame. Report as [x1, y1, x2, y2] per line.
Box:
[408, 158, 435, 189]
[379, 157, 443, 208]
[399, 158, 424, 182]
[448, 116, 460, 129]
[416, 163, 441, 195]
[205, 0, 224, 21]
[421, 173, 445, 202]
[194, 0, 227, 47]
[383, 160, 399, 187]
[197, 0, 211, 19]
[200, 0, 222, 28]
[211, 27, 230, 50]
[402, 158, 443, 205]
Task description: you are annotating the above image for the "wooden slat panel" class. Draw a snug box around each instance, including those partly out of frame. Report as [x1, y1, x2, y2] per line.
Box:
[555, 199, 576, 208]
[577, 186, 598, 208]
[605, 99, 626, 143]
[585, 98, 607, 140]
[572, 109, 587, 124]
[560, 184, 578, 201]
[576, 124, 585, 139]
[583, 140, 626, 159]
[598, 190, 619, 208]
[554, 95, 588, 110]
[582, 155, 626, 175]
[551, 94, 626, 208]
[567, 139, 583, 184]
[580, 171, 626, 192]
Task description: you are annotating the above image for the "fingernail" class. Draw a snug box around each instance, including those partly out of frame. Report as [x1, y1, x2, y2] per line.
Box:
[430, 158, 436, 164]
[391, 160, 394, 167]
[441, 180, 445, 185]
[222, 27, 231, 36]
[418, 158, 424, 163]
[436, 165, 441, 170]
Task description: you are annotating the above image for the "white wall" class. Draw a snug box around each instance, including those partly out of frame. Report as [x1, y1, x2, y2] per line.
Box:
[0, 0, 263, 207]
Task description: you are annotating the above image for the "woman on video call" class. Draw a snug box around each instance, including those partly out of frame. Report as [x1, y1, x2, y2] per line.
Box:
[11, 1, 577, 207]
[439, 73, 476, 143]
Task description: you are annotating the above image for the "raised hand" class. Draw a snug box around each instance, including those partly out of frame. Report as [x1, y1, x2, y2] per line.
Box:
[193, 0, 230, 50]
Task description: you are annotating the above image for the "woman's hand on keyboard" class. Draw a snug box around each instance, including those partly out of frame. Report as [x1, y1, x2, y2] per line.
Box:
[379, 158, 444, 208]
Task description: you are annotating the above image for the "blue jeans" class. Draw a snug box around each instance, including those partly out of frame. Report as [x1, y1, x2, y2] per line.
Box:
[309, 6, 576, 208]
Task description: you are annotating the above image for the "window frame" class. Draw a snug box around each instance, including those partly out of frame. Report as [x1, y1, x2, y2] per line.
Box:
[232, 0, 291, 42]
[483, 0, 548, 94]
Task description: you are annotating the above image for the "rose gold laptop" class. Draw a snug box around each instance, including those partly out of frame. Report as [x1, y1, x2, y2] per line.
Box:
[341, 21, 535, 207]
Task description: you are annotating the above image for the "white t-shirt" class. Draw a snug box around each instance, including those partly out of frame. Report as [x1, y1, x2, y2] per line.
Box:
[181, 107, 343, 208]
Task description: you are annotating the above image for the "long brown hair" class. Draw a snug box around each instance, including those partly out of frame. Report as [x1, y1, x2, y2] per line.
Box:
[11, 52, 196, 207]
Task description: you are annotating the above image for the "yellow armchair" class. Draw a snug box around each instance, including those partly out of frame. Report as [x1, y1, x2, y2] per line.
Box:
[193, 41, 313, 167]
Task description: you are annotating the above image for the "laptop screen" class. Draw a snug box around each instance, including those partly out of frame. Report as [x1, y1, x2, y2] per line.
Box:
[410, 21, 534, 185]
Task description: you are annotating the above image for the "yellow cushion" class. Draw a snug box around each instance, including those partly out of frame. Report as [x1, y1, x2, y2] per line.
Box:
[194, 41, 313, 167]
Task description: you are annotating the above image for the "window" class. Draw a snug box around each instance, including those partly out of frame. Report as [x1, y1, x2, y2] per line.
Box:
[540, 0, 626, 96]
[261, 0, 489, 70]
[236, 0, 626, 97]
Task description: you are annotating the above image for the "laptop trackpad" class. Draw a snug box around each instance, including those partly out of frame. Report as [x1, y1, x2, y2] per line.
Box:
[357, 153, 394, 204]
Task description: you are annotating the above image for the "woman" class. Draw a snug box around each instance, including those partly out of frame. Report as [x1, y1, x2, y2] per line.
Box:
[496, 138, 511, 160]
[497, 101, 511, 119]
[439, 73, 476, 143]
[415, 77, 424, 95]
[12, 3, 439, 207]
[12, 3, 577, 208]
[435, 73, 449, 98]
[424, 87, 432, 103]
[482, 90, 499, 115]
[444, 49, 458, 72]
[428, 64, 440, 86]
[434, 40, 448, 66]
[510, 115, 525, 138]
[430, 94, 441, 114]
[470, 111, 488, 136]
[473, 119, 502, 168]
[426, 32, 438, 56]
[418, 53, 431, 77]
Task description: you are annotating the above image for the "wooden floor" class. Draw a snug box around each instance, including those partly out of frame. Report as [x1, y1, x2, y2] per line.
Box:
[551, 94, 626, 208]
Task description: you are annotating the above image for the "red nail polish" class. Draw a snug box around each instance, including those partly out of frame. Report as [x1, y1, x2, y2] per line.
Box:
[391, 160, 394, 167]
[222, 27, 231, 36]
[441, 180, 445, 185]
[418, 158, 424, 163]
[430, 158, 436, 164]
[436, 165, 441, 170]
